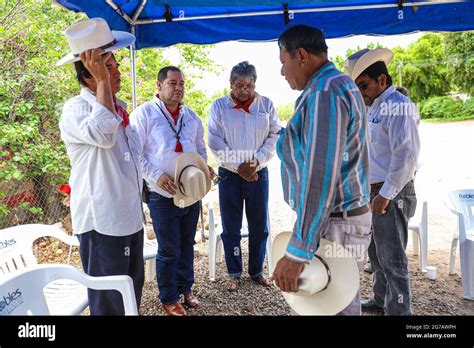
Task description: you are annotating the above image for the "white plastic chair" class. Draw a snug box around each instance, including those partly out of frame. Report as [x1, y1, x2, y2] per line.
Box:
[143, 228, 158, 282]
[0, 224, 89, 314]
[408, 201, 428, 272]
[0, 264, 138, 315]
[445, 189, 474, 300]
[208, 205, 273, 281]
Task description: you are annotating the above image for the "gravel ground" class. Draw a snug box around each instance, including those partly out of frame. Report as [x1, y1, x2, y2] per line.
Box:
[36, 230, 473, 316]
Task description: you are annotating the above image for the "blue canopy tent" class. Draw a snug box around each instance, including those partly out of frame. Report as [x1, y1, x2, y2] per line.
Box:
[54, 0, 474, 107]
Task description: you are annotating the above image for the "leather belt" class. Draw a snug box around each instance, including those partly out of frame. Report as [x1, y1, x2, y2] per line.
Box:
[329, 204, 370, 218]
[370, 181, 385, 192]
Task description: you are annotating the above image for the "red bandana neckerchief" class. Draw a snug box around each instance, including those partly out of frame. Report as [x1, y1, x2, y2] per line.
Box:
[113, 96, 129, 128]
[232, 95, 253, 113]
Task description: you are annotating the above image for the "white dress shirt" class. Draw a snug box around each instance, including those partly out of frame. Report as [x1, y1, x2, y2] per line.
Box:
[129, 95, 207, 198]
[367, 85, 421, 200]
[59, 88, 144, 236]
[208, 93, 281, 172]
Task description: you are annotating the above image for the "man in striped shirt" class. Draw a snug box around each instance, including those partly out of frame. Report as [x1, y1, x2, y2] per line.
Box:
[271, 25, 372, 315]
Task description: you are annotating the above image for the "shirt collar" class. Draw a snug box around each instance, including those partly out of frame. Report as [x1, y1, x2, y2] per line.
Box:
[305, 61, 336, 90]
[376, 85, 396, 102]
[227, 92, 260, 109]
[153, 94, 182, 116]
[80, 87, 127, 110]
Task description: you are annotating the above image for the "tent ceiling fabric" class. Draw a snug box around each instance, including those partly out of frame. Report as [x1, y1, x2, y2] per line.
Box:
[55, 0, 474, 49]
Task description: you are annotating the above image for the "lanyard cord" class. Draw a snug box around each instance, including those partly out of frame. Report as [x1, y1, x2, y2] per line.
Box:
[155, 103, 184, 140]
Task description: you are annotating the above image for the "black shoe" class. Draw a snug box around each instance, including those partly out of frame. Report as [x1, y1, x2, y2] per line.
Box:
[361, 299, 384, 312]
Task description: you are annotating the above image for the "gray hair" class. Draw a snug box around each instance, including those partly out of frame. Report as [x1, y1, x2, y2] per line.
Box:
[230, 61, 257, 84]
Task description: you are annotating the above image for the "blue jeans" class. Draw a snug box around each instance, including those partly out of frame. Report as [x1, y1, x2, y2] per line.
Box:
[368, 181, 417, 315]
[147, 192, 200, 305]
[218, 167, 269, 278]
[77, 229, 144, 315]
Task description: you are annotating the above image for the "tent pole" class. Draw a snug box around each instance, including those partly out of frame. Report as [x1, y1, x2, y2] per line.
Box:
[131, 26, 137, 110]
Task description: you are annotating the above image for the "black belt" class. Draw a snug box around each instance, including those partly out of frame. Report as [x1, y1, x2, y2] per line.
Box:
[329, 204, 370, 218]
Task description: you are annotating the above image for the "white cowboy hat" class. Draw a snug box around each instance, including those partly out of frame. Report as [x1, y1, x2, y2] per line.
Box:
[272, 231, 359, 315]
[56, 18, 135, 66]
[173, 152, 211, 208]
[344, 48, 394, 80]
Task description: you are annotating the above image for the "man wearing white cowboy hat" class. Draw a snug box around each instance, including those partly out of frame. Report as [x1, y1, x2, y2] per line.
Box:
[130, 66, 215, 316]
[58, 18, 145, 315]
[272, 25, 372, 316]
[345, 48, 420, 315]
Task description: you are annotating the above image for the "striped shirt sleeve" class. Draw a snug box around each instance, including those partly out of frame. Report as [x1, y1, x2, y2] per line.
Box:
[285, 89, 350, 263]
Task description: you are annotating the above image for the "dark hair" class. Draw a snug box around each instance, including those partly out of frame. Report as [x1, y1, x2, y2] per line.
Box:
[230, 61, 257, 84]
[74, 60, 92, 87]
[157, 66, 182, 82]
[360, 61, 393, 86]
[278, 25, 328, 56]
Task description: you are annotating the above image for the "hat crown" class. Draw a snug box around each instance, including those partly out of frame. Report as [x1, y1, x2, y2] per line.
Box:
[178, 167, 207, 200]
[294, 257, 330, 297]
[65, 18, 115, 55]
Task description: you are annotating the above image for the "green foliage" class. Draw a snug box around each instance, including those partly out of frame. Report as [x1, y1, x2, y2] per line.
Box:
[443, 31, 474, 95]
[276, 102, 294, 121]
[419, 96, 474, 120]
[388, 34, 449, 102]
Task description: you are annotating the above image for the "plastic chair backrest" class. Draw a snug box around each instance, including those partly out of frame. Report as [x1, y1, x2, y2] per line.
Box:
[449, 189, 474, 235]
[0, 224, 79, 276]
[0, 264, 138, 315]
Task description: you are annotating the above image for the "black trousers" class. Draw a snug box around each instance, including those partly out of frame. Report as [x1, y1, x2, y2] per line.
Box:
[77, 229, 144, 315]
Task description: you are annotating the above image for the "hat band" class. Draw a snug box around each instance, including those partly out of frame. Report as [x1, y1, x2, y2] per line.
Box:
[73, 38, 118, 58]
[177, 165, 196, 195]
[314, 254, 332, 292]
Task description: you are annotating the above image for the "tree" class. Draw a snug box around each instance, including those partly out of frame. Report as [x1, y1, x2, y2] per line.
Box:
[0, 0, 219, 227]
[388, 34, 449, 102]
[443, 31, 474, 95]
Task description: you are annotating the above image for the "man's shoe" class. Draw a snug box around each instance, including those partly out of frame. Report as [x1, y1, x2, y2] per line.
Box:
[182, 293, 200, 308]
[251, 275, 271, 287]
[361, 299, 384, 312]
[162, 302, 187, 316]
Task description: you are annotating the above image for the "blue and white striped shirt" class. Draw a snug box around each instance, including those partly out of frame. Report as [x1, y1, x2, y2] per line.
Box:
[276, 62, 370, 262]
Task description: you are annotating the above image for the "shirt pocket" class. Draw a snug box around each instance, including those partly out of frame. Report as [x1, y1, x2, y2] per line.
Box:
[368, 121, 381, 144]
[181, 119, 198, 143]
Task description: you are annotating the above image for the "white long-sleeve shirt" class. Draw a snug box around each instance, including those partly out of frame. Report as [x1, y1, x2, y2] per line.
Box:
[367, 85, 420, 200]
[208, 93, 280, 172]
[129, 95, 207, 198]
[59, 88, 144, 236]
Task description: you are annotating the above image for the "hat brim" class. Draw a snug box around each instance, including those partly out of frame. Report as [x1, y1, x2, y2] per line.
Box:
[173, 152, 211, 208]
[350, 48, 394, 80]
[272, 231, 359, 315]
[56, 31, 135, 67]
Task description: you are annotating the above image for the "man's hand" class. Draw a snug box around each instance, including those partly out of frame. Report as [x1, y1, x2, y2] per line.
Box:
[372, 194, 390, 215]
[270, 256, 305, 293]
[237, 160, 259, 180]
[80, 49, 111, 83]
[244, 172, 259, 182]
[208, 165, 216, 180]
[157, 173, 177, 195]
